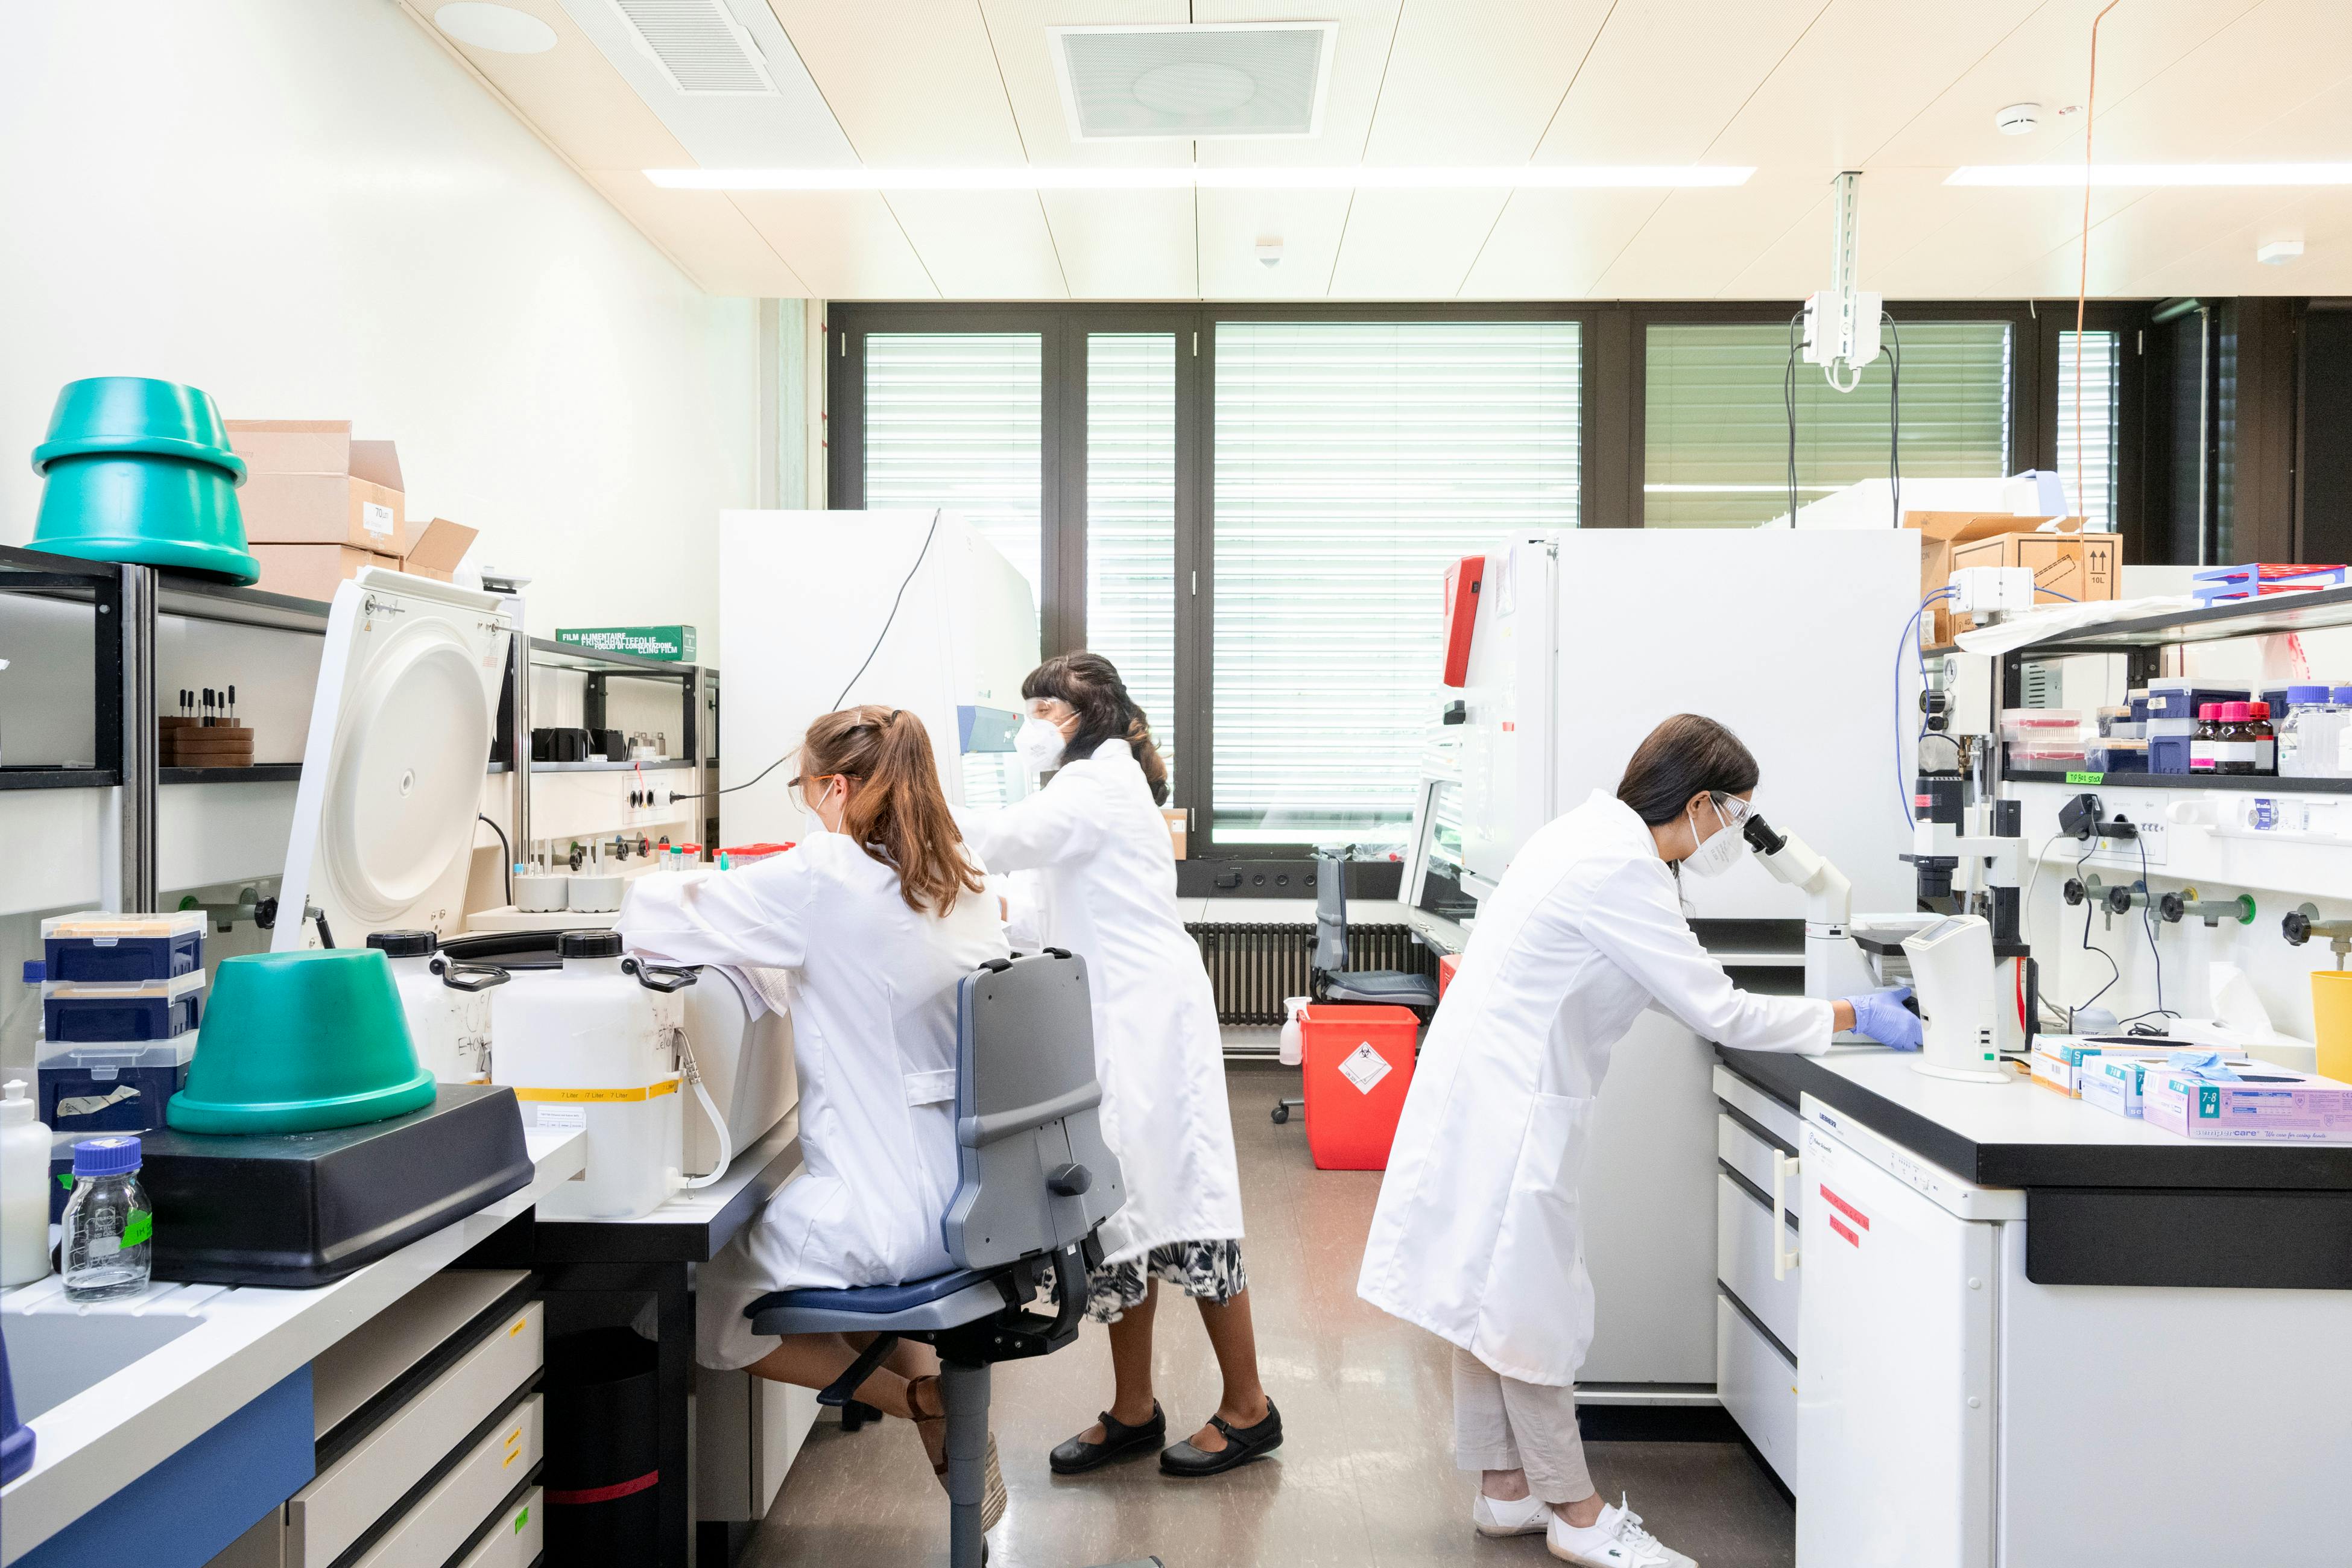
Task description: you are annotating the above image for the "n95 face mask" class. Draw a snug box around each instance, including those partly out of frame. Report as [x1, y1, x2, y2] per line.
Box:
[1681, 799, 1750, 879]
[1014, 718, 1067, 773]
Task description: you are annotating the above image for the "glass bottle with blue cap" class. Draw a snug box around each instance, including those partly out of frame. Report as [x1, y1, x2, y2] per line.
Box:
[62, 1135, 153, 1301]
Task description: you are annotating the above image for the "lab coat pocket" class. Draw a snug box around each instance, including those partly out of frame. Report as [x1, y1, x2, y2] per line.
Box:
[1478, 1091, 1597, 1384]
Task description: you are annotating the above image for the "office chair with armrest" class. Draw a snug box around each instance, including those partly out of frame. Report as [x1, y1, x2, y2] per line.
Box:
[745, 949, 1128, 1568]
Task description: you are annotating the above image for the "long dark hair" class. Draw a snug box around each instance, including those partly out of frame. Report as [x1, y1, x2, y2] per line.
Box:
[1021, 652, 1170, 806]
[800, 705, 984, 915]
[1616, 714, 1760, 825]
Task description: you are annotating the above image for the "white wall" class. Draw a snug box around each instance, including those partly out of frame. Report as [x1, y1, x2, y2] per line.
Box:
[0, 0, 756, 642]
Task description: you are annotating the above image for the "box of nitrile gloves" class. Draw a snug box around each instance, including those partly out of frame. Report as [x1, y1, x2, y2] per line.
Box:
[555, 625, 698, 662]
[2143, 1064, 2352, 1142]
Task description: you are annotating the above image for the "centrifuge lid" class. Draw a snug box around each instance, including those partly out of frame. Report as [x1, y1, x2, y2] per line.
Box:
[274, 567, 509, 953]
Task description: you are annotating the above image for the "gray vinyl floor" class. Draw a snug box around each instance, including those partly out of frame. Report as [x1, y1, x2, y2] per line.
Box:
[742, 1063, 1795, 1568]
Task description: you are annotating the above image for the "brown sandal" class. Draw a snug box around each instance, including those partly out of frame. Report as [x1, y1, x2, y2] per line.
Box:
[906, 1375, 1007, 1532]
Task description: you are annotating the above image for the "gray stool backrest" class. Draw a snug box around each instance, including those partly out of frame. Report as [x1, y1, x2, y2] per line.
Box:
[940, 952, 1126, 1271]
[1313, 844, 1350, 975]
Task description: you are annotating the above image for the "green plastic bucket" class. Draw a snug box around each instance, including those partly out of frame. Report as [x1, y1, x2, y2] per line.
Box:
[31, 376, 247, 478]
[30, 377, 259, 585]
[168, 950, 436, 1135]
[33, 454, 260, 583]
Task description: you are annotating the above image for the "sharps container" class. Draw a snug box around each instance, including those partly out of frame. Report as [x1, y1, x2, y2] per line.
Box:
[1298, 1005, 1420, 1171]
[543, 1328, 661, 1565]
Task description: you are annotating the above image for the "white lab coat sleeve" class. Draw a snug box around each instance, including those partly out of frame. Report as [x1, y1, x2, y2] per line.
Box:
[1582, 860, 1833, 1055]
[968, 774, 1105, 874]
[1001, 868, 1046, 953]
[615, 852, 817, 973]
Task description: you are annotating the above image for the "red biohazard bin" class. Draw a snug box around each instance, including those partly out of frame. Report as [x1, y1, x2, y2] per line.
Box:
[1299, 1004, 1420, 1171]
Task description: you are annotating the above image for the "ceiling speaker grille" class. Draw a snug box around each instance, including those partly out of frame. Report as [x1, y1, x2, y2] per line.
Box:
[609, 0, 777, 96]
[1051, 23, 1336, 141]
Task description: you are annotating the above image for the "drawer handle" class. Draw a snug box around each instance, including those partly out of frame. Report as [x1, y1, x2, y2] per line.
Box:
[1772, 1150, 1801, 1281]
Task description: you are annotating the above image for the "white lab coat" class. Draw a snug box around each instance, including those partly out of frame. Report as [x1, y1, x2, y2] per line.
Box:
[616, 832, 1009, 1370]
[1358, 791, 1832, 1386]
[969, 740, 1244, 1264]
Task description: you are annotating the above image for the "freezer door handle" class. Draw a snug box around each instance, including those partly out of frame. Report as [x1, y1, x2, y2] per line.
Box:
[1772, 1150, 1801, 1280]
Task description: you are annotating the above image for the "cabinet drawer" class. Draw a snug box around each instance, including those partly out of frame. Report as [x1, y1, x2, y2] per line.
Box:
[1716, 1293, 1798, 1493]
[356, 1396, 543, 1568]
[1715, 1174, 1799, 1353]
[455, 1486, 542, 1568]
[1713, 1064, 1802, 1148]
[288, 1300, 543, 1567]
[1716, 1110, 1792, 1197]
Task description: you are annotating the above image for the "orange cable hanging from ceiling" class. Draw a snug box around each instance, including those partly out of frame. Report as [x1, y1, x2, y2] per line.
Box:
[2076, 1, 2124, 524]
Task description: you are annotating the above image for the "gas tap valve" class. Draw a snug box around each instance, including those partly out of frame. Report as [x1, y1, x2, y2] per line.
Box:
[2283, 903, 2352, 969]
[2159, 888, 2257, 929]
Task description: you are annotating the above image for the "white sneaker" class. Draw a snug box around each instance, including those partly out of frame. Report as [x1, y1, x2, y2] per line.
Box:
[1546, 1495, 1696, 1567]
[1472, 1491, 1551, 1537]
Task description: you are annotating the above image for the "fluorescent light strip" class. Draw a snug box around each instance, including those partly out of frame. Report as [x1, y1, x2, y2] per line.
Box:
[1949, 162, 2352, 188]
[644, 165, 1753, 192]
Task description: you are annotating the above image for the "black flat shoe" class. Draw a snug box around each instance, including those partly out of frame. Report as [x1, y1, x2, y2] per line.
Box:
[1049, 1402, 1166, 1475]
[1159, 1401, 1282, 1477]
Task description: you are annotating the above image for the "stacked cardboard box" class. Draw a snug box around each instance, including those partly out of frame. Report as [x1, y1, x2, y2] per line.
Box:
[226, 422, 476, 600]
[1905, 512, 2122, 646]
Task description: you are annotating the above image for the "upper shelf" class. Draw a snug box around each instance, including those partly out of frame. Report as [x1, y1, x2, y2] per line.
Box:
[2006, 767, 2352, 795]
[2008, 583, 2352, 655]
[527, 636, 712, 680]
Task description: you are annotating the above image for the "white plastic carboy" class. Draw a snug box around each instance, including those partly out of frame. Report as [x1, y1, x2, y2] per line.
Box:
[366, 930, 501, 1084]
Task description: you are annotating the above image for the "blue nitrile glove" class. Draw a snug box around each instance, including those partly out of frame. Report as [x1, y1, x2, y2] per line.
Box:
[1844, 986, 1923, 1051]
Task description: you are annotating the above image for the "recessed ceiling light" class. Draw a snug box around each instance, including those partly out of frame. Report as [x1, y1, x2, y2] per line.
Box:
[1948, 162, 2352, 187]
[434, 2, 557, 54]
[643, 165, 1753, 192]
[1995, 103, 2041, 136]
[2259, 239, 2304, 265]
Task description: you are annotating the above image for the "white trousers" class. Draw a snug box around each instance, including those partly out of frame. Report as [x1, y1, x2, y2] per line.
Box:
[1450, 1345, 1595, 1505]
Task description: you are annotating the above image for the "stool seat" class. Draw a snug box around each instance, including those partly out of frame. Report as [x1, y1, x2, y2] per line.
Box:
[1325, 969, 1440, 1007]
[751, 1266, 1007, 1320]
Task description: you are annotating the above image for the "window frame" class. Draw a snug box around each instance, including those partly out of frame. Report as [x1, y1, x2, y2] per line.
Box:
[826, 296, 2145, 880]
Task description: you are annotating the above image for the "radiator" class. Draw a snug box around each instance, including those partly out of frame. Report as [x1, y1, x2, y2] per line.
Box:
[1186, 922, 1438, 1026]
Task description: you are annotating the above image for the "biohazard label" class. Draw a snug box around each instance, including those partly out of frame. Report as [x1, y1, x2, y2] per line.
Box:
[1339, 1042, 1393, 1095]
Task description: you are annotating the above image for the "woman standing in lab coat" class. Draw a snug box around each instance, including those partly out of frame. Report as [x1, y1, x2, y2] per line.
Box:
[618, 705, 1011, 1526]
[1358, 715, 1918, 1568]
[969, 653, 1280, 1479]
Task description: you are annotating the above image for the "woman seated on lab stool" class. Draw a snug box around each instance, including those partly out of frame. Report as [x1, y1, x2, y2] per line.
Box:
[617, 704, 1011, 1529]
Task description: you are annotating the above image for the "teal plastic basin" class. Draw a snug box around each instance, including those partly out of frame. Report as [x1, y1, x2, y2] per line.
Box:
[168, 950, 435, 1136]
[32, 453, 260, 584]
[31, 376, 247, 481]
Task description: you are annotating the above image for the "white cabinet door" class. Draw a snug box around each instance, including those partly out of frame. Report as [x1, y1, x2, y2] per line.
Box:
[1795, 1124, 1996, 1568]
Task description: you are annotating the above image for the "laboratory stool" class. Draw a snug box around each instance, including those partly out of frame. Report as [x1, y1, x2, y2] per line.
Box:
[746, 949, 1130, 1568]
[1275, 844, 1440, 1127]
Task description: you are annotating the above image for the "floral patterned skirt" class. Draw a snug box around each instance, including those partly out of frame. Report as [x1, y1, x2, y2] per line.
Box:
[1044, 1238, 1248, 1325]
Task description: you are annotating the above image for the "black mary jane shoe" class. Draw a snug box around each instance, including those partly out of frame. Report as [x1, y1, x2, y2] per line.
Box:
[1159, 1400, 1283, 1478]
[1049, 1402, 1166, 1475]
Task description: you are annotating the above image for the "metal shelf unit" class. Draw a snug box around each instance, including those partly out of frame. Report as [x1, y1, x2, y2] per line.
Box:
[516, 636, 719, 855]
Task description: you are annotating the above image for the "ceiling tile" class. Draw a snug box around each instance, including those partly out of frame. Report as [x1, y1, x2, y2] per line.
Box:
[1590, 179, 1827, 298]
[1328, 190, 1509, 297]
[979, 0, 1197, 168]
[730, 192, 939, 297]
[885, 191, 1070, 297]
[1534, 0, 1825, 166]
[1193, 0, 1405, 167]
[762, 0, 1026, 164]
[1038, 190, 1199, 297]
[424, 0, 695, 168]
[553, 0, 858, 166]
[584, 174, 811, 294]
[1456, 189, 1667, 298]
[1356, 0, 1613, 166]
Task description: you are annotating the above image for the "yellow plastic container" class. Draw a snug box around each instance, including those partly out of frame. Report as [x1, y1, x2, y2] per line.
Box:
[2313, 970, 2352, 1083]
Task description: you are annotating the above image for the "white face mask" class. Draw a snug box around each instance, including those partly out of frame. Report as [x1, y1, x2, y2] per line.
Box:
[1014, 716, 1067, 773]
[799, 777, 841, 836]
[1681, 796, 1750, 879]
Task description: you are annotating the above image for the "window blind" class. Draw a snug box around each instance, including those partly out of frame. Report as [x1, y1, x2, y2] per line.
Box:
[2056, 329, 2120, 530]
[863, 332, 1045, 640]
[862, 332, 1042, 806]
[1644, 321, 2012, 528]
[1086, 334, 1178, 785]
[1213, 320, 1581, 846]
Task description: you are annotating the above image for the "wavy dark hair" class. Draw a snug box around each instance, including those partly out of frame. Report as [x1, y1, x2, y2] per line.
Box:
[1021, 651, 1170, 806]
[800, 705, 984, 915]
[1616, 713, 1760, 825]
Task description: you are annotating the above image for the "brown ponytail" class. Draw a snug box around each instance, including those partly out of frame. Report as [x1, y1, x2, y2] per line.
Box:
[800, 706, 985, 916]
[1021, 651, 1171, 806]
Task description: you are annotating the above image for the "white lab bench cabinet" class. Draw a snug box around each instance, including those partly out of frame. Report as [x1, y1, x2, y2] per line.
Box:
[1711, 1064, 1804, 1491]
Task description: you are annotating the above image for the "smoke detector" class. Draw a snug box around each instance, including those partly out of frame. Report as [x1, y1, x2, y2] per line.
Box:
[608, 0, 777, 95]
[2259, 238, 2304, 265]
[1256, 239, 1283, 269]
[1049, 23, 1338, 141]
[1995, 103, 2041, 136]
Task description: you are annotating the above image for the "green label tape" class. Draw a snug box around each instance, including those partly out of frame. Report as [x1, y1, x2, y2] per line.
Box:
[55, 1172, 73, 1190]
[516, 1506, 530, 1533]
[2064, 770, 2104, 785]
[124, 1209, 153, 1248]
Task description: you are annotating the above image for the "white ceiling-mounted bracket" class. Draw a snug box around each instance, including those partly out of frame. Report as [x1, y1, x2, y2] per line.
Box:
[1803, 171, 1883, 393]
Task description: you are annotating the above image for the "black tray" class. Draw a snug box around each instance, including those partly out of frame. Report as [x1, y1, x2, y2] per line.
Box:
[139, 1083, 533, 1287]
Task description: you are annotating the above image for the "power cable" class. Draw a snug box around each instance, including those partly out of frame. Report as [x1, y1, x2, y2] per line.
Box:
[478, 814, 513, 906]
[674, 508, 944, 801]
